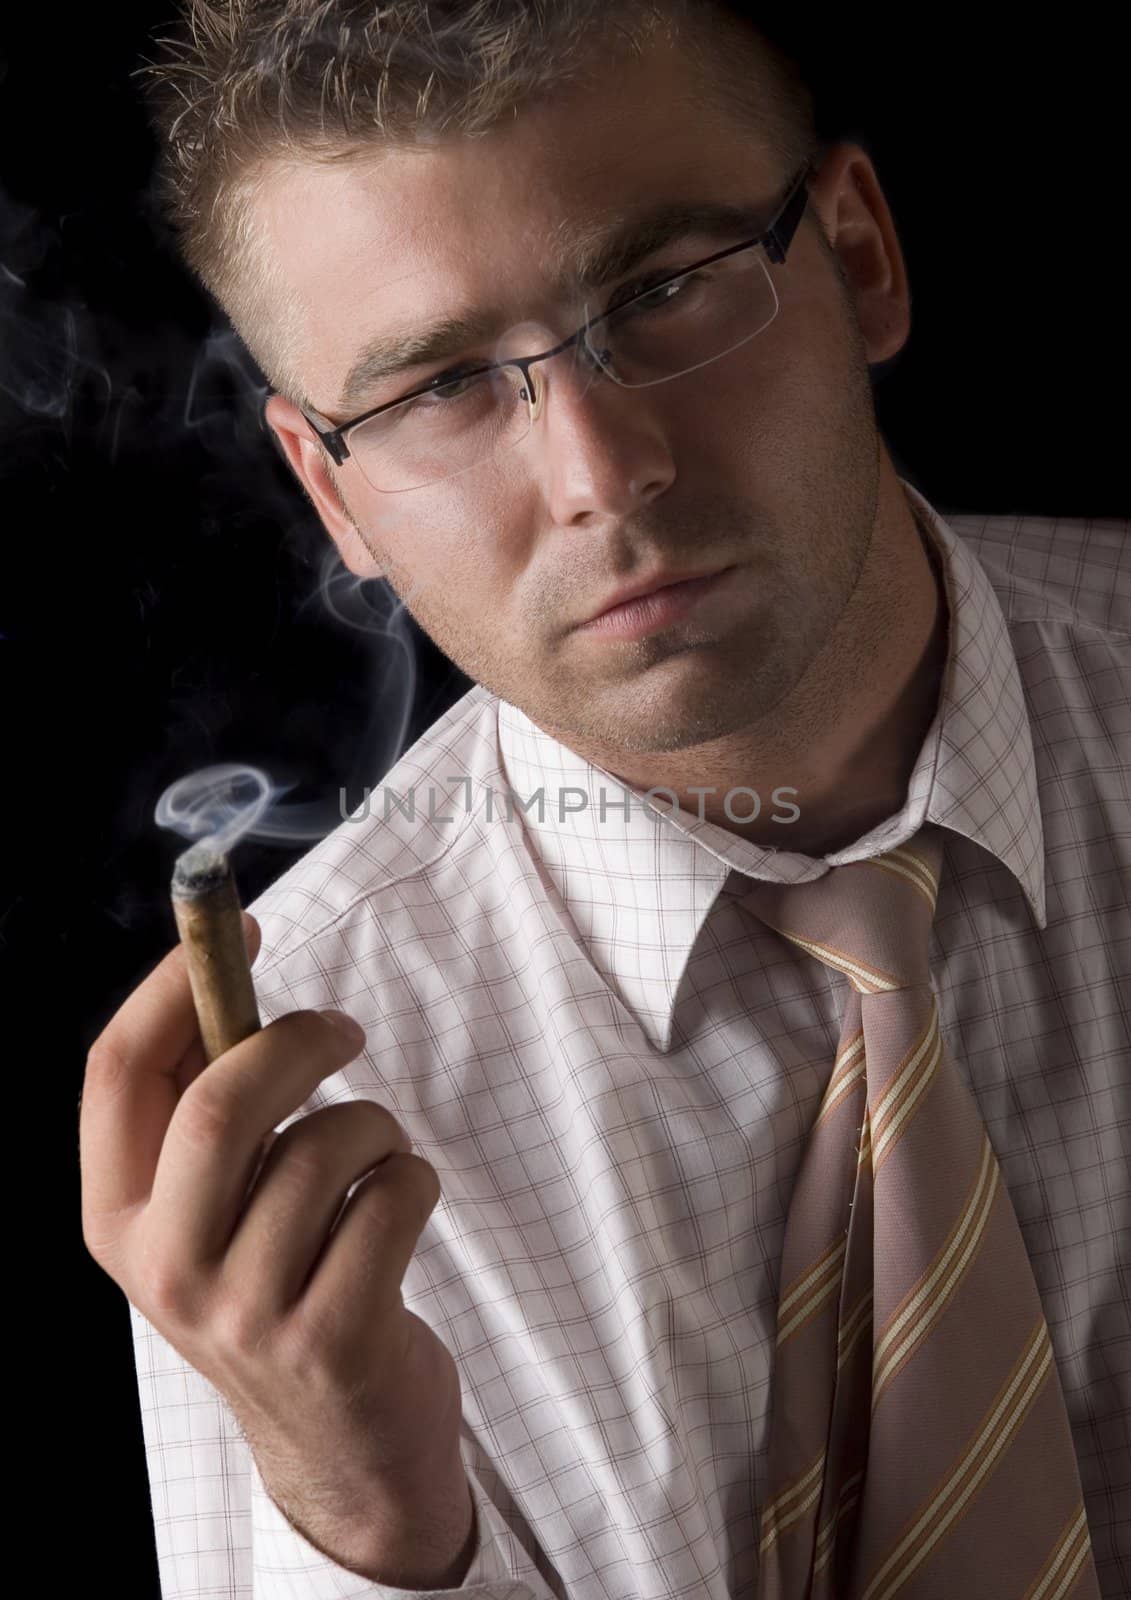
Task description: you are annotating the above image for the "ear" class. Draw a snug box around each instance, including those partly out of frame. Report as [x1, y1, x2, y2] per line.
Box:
[263, 393, 386, 579]
[807, 141, 911, 366]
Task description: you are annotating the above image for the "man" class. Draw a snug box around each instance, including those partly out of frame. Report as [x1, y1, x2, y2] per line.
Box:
[80, 4, 1127, 1597]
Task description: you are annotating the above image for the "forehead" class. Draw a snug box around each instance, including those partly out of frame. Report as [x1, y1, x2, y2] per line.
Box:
[254, 34, 776, 406]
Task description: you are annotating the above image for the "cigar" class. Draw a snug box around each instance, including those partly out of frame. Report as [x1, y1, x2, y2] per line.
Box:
[171, 842, 261, 1063]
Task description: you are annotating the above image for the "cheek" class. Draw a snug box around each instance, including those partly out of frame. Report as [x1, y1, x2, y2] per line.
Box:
[382, 530, 511, 633]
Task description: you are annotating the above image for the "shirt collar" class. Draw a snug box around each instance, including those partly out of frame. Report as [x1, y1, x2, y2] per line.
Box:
[497, 478, 1047, 1049]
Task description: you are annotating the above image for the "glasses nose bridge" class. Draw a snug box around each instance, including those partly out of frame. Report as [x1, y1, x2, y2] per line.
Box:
[511, 319, 610, 423]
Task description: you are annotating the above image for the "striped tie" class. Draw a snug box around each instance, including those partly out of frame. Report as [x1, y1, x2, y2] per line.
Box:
[734, 824, 1099, 1599]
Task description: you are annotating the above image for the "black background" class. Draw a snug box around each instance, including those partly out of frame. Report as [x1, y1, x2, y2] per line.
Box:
[3, 7, 1125, 1593]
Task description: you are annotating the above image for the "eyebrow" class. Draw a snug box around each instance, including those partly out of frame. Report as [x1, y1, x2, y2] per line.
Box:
[334, 197, 776, 415]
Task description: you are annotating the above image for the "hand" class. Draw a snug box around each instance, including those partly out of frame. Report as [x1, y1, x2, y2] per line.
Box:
[79, 912, 473, 1579]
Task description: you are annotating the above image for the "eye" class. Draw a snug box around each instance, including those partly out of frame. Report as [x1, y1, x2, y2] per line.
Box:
[630, 277, 690, 310]
[611, 270, 707, 322]
[422, 361, 490, 391]
[607, 264, 703, 314]
[610, 269, 673, 307]
[413, 369, 490, 407]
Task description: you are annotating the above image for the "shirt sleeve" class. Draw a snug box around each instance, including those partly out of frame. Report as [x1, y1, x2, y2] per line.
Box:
[128, 1302, 557, 1599]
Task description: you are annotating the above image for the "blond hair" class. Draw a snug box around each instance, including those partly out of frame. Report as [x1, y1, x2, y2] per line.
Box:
[135, 2, 819, 409]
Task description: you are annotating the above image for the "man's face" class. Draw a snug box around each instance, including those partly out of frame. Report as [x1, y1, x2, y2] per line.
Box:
[262, 32, 898, 757]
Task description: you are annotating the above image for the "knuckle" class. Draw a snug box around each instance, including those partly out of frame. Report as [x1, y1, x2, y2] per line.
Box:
[134, 1227, 204, 1326]
[358, 1150, 441, 1216]
[176, 1081, 243, 1152]
[143, 1260, 194, 1323]
[271, 1129, 336, 1190]
[82, 1199, 146, 1283]
[80, 1209, 123, 1269]
[275, 1098, 406, 1173]
[348, 1097, 410, 1148]
[210, 1293, 273, 1358]
[404, 1151, 443, 1203]
[291, 1007, 356, 1045]
[275, 1300, 331, 1371]
[83, 1034, 133, 1102]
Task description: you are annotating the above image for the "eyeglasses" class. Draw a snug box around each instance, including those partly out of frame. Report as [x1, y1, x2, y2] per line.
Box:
[296, 158, 816, 494]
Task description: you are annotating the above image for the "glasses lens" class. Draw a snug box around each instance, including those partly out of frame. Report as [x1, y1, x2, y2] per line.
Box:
[346, 364, 532, 494]
[347, 246, 777, 493]
[587, 247, 778, 389]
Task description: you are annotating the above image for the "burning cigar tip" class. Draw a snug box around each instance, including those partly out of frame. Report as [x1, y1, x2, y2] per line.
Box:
[169, 841, 259, 1061]
[172, 842, 231, 899]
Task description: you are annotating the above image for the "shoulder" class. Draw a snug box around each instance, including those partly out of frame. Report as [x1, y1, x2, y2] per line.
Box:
[943, 506, 1130, 639]
[246, 682, 504, 972]
[942, 507, 1128, 854]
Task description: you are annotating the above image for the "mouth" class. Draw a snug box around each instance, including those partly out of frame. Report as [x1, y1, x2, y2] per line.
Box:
[575, 565, 738, 641]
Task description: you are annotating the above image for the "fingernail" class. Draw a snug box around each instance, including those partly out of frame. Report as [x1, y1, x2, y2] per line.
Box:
[320, 1008, 365, 1038]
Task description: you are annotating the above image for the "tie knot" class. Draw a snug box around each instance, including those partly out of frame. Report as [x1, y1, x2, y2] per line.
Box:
[732, 825, 945, 992]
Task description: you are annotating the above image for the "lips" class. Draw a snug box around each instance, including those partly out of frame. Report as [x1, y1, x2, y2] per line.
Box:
[575, 565, 738, 640]
[584, 566, 728, 624]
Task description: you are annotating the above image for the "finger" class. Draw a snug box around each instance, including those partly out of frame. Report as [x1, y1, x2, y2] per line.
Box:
[293, 1152, 441, 1351]
[218, 1101, 412, 1315]
[80, 913, 264, 1231]
[146, 1008, 369, 1272]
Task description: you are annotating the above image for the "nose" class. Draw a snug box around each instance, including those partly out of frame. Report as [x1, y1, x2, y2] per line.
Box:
[523, 334, 674, 524]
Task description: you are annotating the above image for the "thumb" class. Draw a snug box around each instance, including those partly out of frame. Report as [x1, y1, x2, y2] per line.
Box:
[239, 910, 263, 964]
